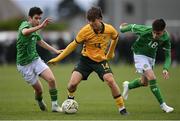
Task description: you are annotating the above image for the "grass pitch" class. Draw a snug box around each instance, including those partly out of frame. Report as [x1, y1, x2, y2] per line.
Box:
[0, 64, 179, 120]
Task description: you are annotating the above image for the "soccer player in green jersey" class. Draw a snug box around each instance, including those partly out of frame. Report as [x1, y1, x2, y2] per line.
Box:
[16, 7, 62, 112]
[119, 19, 174, 113]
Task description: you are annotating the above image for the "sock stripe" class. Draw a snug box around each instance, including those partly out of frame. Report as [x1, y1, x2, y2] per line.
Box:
[113, 94, 121, 99]
[49, 88, 58, 101]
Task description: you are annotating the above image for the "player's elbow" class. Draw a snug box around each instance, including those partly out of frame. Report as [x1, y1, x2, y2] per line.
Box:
[22, 29, 29, 36]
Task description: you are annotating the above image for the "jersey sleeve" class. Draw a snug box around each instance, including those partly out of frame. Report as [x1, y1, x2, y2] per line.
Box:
[19, 22, 30, 32]
[110, 25, 119, 40]
[120, 24, 150, 35]
[75, 27, 86, 44]
[162, 39, 171, 70]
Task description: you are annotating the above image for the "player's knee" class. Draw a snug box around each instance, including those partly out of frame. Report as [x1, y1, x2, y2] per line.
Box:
[103, 74, 115, 87]
[142, 82, 148, 86]
[107, 79, 115, 87]
[140, 78, 148, 86]
[103, 73, 113, 81]
[145, 74, 156, 81]
[47, 77, 56, 87]
[147, 76, 156, 81]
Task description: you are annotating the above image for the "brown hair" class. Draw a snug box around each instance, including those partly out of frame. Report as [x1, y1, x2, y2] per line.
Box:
[28, 7, 43, 18]
[87, 7, 102, 22]
[152, 19, 166, 31]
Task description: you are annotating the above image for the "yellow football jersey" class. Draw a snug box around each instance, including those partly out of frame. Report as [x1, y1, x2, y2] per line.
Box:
[75, 22, 119, 62]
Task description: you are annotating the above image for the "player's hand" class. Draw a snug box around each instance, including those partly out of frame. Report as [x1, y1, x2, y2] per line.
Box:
[163, 70, 169, 79]
[119, 23, 128, 29]
[40, 17, 53, 28]
[55, 49, 64, 54]
[47, 58, 59, 65]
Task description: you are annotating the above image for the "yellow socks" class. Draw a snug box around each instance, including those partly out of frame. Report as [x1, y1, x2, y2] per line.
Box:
[115, 95, 125, 109]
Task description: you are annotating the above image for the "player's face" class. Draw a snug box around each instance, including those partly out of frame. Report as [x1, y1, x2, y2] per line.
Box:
[89, 19, 102, 32]
[152, 30, 164, 40]
[29, 14, 42, 26]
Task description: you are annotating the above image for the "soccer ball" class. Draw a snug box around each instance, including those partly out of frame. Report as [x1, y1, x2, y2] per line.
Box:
[61, 99, 78, 114]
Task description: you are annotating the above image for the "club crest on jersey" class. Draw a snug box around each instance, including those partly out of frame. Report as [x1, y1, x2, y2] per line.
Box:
[143, 64, 148, 69]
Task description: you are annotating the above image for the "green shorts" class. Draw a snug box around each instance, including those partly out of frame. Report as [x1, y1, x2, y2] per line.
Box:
[73, 55, 112, 81]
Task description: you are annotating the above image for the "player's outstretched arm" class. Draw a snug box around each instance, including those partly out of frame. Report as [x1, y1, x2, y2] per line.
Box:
[37, 40, 61, 54]
[163, 49, 171, 79]
[106, 37, 118, 60]
[47, 40, 78, 64]
[22, 17, 52, 36]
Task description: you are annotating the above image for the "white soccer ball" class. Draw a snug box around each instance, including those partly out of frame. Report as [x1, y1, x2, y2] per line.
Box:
[61, 99, 78, 114]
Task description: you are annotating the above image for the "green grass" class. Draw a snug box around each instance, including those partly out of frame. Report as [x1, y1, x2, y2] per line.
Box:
[0, 64, 179, 120]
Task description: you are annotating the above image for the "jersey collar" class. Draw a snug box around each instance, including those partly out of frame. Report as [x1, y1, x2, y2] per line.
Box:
[93, 22, 105, 34]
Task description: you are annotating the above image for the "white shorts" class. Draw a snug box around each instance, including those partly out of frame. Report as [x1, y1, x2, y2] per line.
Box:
[134, 54, 155, 74]
[17, 58, 49, 85]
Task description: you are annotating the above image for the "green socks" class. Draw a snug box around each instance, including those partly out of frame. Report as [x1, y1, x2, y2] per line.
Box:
[128, 78, 164, 105]
[128, 78, 144, 89]
[49, 88, 58, 101]
[149, 79, 164, 104]
[35, 95, 43, 102]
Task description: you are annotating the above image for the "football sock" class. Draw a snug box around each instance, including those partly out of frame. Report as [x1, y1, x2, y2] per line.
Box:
[128, 78, 143, 89]
[149, 79, 164, 104]
[114, 95, 125, 109]
[68, 90, 75, 99]
[49, 88, 58, 101]
[35, 94, 43, 102]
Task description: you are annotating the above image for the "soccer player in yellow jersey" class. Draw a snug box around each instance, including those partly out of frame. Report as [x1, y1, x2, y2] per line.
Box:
[48, 7, 128, 115]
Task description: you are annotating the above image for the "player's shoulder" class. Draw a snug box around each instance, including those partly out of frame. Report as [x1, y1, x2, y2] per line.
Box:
[80, 24, 91, 31]
[19, 21, 30, 30]
[20, 21, 29, 26]
[103, 22, 117, 32]
[162, 30, 170, 41]
[77, 24, 91, 35]
[104, 23, 115, 29]
[136, 24, 152, 34]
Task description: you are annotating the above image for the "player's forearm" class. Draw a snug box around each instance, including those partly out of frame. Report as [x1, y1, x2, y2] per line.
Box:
[163, 50, 171, 71]
[22, 25, 42, 35]
[38, 40, 58, 54]
[106, 38, 118, 58]
[53, 41, 78, 62]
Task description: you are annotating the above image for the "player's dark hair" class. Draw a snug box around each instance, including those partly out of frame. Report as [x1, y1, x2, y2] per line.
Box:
[152, 19, 166, 31]
[28, 7, 43, 18]
[87, 6, 103, 22]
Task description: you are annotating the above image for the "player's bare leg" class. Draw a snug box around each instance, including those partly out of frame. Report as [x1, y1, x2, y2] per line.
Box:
[144, 69, 174, 113]
[32, 80, 47, 111]
[40, 68, 62, 112]
[122, 76, 147, 100]
[103, 73, 128, 115]
[67, 71, 82, 99]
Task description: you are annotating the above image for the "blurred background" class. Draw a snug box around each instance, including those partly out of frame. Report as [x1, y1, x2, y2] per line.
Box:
[0, 0, 180, 66]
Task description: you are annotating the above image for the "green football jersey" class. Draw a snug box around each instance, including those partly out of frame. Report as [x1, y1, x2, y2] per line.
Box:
[120, 24, 171, 70]
[16, 21, 42, 65]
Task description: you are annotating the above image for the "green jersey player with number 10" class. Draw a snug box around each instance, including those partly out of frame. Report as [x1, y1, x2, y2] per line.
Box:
[119, 19, 174, 113]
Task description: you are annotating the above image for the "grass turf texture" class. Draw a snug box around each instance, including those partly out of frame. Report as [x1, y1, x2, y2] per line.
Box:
[0, 64, 179, 120]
